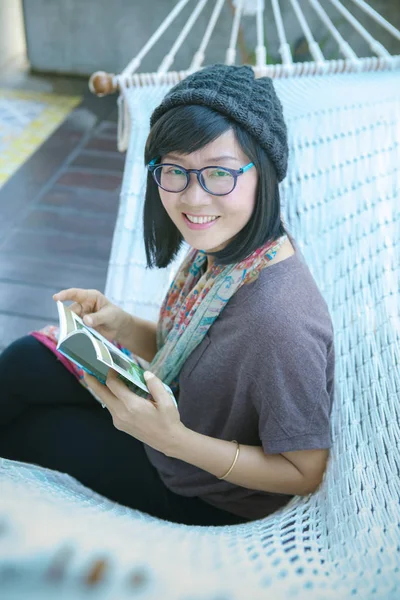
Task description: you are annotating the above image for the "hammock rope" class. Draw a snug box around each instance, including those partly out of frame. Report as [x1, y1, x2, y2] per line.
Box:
[119, 0, 192, 82]
[271, 0, 293, 65]
[89, 0, 400, 90]
[307, 0, 359, 61]
[88, 0, 400, 151]
[254, 0, 267, 66]
[226, 0, 245, 65]
[326, 0, 391, 57]
[350, 0, 400, 40]
[97, 6, 400, 595]
[158, 0, 209, 74]
[3, 69, 399, 599]
[190, 0, 226, 70]
[290, 0, 325, 63]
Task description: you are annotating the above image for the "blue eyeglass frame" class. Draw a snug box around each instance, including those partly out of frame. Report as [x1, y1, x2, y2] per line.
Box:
[147, 158, 255, 196]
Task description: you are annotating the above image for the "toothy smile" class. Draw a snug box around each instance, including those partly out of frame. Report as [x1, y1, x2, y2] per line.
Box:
[184, 214, 219, 224]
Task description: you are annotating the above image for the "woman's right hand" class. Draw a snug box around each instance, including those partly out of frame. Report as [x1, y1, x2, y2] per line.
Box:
[53, 288, 131, 344]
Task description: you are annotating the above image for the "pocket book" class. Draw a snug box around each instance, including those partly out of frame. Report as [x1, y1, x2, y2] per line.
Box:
[55, 301, 177, 406]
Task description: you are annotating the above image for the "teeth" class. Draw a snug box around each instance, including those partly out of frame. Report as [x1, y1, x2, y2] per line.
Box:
[185, 214, 218, 224]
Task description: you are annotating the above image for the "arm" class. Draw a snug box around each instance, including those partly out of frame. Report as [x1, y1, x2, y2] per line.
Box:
[167, 427, 329, 496]
[117, 313, 158, 364]
[83, 371, 330, 496]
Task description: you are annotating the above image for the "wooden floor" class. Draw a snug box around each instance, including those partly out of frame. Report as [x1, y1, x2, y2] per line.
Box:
[0, 90, 124, 354]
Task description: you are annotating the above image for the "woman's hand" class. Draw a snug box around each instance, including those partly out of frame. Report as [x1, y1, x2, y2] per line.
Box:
[82, 369, 184, 456]
[53, 288, 132, 344]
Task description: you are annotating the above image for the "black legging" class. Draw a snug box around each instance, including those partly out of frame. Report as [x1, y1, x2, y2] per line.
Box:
[0, 336, 247, 526]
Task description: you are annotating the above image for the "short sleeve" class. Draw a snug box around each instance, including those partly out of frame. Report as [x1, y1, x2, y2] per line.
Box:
[250, 315, 334, 455]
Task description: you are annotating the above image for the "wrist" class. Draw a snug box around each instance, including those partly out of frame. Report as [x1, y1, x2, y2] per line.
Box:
[164, 423, 192, 459]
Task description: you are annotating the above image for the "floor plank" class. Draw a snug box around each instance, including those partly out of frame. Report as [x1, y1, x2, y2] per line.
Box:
[0, 90, 121, 351]
[0, 313, 56, 354]
[0, 255, 107, 291]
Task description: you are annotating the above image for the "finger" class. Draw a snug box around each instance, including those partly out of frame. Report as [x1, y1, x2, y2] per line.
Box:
[53, 288, 87, 304]
[53, 288, 84, 316]
[52, 290, 83, 317]
[143, 371, 176, 409]
[69, 302, 84, 317]
[106, 370, 152, 410]
[83, 372, 119, 411]
[105, 369, 133, 401]
[82, 304, 112, 328]
[53, 288, 99, 313]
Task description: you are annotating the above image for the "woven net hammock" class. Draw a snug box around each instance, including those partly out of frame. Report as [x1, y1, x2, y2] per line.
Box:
[1, 1, 400, 598]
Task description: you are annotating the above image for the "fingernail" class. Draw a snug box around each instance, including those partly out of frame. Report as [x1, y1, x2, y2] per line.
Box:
[84, 316, 93, 326]
[143, 371, 155, 381]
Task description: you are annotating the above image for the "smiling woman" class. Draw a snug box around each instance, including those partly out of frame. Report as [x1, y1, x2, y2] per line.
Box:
[143, 103, 286, 268]
[0, 64, 335, 526]
[148, 138, 258, 260]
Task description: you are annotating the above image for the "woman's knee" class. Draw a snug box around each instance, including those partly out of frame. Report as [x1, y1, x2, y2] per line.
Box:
[0, 335, 35, 382]
[0, 336, 44, 425]
[0, 335, 89, 404]
[1, 334, 56, 374]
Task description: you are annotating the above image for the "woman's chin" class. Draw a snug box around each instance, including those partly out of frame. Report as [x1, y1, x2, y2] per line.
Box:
[184, 239, 226, 253]
[176, 223, 231, 253]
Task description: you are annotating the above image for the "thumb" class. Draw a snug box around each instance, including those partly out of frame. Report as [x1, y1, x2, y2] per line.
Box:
[143, 371, 177, 408]
[83, 306, 109, 328]
[83, 314, 94, 326]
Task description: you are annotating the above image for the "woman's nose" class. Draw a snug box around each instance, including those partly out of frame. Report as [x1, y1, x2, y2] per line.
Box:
[183, 173, 211, 203]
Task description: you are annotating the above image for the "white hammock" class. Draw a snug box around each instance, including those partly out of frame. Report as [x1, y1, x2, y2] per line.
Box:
[1, 2, 400, 598]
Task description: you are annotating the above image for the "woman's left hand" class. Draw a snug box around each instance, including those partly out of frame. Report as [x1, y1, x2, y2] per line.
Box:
[82, 369, 183, 456]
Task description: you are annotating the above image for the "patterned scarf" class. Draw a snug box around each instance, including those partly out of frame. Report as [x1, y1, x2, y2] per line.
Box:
[30, 234, 287, 397]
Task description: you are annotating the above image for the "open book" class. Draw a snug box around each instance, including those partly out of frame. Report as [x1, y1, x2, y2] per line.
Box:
[55, 301, 177, 406]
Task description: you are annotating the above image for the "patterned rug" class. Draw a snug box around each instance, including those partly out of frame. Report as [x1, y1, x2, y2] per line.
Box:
[0, 89, 81, 189]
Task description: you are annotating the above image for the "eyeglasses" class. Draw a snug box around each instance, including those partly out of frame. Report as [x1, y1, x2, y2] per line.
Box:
[147, 158, 255, 196]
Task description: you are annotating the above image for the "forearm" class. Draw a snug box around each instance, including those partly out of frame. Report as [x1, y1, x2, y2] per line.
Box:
[168, 427, 312, 496]
[117, 313, 158, 363]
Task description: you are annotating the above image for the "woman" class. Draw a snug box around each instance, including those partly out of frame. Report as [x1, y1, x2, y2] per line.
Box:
[0, 64, 335, 526]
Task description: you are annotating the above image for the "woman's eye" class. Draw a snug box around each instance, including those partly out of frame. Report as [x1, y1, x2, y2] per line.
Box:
[211, 170, 230, 177]
[168, 168, 184, 175]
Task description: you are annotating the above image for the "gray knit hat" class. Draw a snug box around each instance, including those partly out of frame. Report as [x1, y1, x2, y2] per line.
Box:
[149, 63, 288, 182]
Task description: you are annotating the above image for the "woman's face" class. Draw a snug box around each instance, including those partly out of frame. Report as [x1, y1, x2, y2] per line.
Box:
[158, 129, 258, 254]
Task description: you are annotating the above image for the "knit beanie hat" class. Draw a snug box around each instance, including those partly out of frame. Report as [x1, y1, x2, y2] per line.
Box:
[149, 63, 288, 182]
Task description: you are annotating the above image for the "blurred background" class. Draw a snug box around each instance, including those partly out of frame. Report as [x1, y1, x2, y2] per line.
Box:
[0, 0, 399, 353]
[2, 0, 399, 76]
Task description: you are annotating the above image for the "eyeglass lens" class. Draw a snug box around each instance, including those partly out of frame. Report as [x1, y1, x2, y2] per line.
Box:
[153, 165, 235, 195]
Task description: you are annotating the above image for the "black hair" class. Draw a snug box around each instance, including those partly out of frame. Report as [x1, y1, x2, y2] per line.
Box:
[143, 104, 289, 268]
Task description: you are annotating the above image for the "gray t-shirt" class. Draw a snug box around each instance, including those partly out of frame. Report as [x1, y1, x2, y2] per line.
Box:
[144, 238, 335, 520]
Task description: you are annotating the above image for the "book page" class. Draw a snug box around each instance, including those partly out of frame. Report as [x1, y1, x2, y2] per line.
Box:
[56, 301, 177, 406]
[57, 301, 142, 370]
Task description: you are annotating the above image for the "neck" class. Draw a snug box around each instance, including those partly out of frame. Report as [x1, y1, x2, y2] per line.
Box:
[206, 254, 215, 271]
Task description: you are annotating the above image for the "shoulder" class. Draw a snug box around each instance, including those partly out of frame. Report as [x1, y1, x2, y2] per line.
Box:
[225, 248, 334, 342]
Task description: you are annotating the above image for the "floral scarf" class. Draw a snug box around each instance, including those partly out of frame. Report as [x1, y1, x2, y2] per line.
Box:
[30, 234, 287, 398]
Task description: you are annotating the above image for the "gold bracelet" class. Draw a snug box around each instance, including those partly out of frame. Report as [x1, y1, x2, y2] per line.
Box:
[218, 440, 240, 480]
